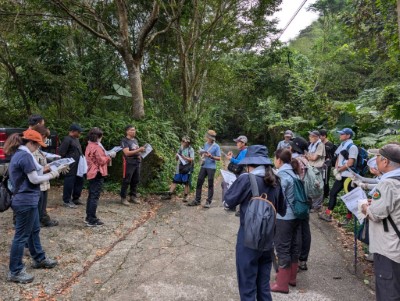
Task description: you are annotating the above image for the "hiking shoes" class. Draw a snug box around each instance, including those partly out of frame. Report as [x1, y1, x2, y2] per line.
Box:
[299, 261, 308, 271]
[129, 196, 141, 204]
[187, 201, 200, 206]
[7, 268, 34, 284]
[41, 220, 59, 227]
[72, 199, 84, 205]
[121, 198, 130, 206]
[63, 201, 77, 209]
[318, 212, 332, 222]
[161, 194, 172, 200]
[32, 257, 58, 269]
[203, 202, 211, 209]
[338, 218, 351, 227]
[86, 219, 104, 227]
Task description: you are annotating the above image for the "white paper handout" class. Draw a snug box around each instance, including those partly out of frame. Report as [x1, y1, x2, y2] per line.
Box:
[221, 170, 237, 189]
[177, 153, 188, 165]
[106, 146, 123, 156]
[341, 187, 368, 223]
[141, 143, 153, 159]
[198, 147, 207, 155]
[48, 158, 75, 171]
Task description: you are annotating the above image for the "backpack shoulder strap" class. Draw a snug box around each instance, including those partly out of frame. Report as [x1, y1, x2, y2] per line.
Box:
[249, 173, 259, 197]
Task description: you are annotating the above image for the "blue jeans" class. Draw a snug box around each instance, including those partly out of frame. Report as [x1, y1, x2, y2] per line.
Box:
[86, 174, 104, 223]
[63, 175, 84, 203]
[9, 205, 45, 275]
[236, 227, 272, 301]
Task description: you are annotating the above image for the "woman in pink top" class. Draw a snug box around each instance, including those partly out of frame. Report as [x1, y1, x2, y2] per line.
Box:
[85, 128, 116, 227]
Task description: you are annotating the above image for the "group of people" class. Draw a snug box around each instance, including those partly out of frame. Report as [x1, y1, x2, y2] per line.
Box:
[4, 119, 399, 301]
[5, 115, 147, 283]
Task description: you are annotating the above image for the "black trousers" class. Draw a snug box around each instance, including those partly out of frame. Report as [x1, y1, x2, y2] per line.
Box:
[86, 174, 104, 223]
[120, 161, 140, 199]
[195, 167, 216, 203]
[374, 253, 400, 301]
[328, 176, 353, 212]
[298, 217, 311, 262]
[274, 219, 300, 268]
[38, 191, 51, 224]
[63, 175, 84, 204]
[324, 165, 332, 199]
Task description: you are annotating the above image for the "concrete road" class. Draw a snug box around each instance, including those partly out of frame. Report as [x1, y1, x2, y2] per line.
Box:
[65, 182, 375, 301]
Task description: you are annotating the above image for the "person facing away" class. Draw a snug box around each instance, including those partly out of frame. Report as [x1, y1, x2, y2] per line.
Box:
[276, 130, 294, 150]
[361, 143, 400, 301]
[187, 130, 221, 209]
[223, 145, 286, 301]
[162, 136, 194, 202]
[271, 148, 306, 294]
[4, 130, 66, 284]
[319, 128, 358, 225]
[59, 124, 85, 209]
[85, 127, 116, 227]
[120, 125, 145, 206]
[319, 129, 336, 199]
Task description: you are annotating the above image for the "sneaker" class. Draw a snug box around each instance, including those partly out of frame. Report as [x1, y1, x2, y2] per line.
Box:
[63, 202, 77, 209]
[7, 268, 34, 284]
[41, 220, 59, 227]
[365, 253, 374, 262]
[203, 202, 211, 209]
[121, 198, 130, 206]
[161, 193, 172, 200]
[318, 212, 332, 222]
[84, 218, 89, 224]
[32, 257, 58, 269]
[86, 219, 104, 227]
[182, 196, 188, 203]
[129, 196, 141, 204]
[299, 261, 308, 271]
[338, 218, 351, 227]
[187, 201, 200, 206]
[72, 199, 84, 205]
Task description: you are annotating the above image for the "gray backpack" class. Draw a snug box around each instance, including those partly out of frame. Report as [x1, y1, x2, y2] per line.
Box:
[243, 173, 277, 251]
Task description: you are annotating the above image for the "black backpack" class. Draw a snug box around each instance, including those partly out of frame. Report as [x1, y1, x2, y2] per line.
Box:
[343, 143, 369, 176]
[243, 173, 277, 251]
[0, 170, 13, 212]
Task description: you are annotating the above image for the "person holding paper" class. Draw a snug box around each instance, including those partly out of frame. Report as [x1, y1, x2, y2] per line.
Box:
[319, 128, 358, 225]
[59, 124, 85, 209]
[188, 130, 221, 208]
[120, 125, 145, 206]
[162, 136, 194, 201]
[361, 143, 400, 301]
[85, 128, 115, 227]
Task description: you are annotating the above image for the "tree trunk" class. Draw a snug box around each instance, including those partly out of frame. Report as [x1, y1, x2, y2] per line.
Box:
[122, 52, 145, 119]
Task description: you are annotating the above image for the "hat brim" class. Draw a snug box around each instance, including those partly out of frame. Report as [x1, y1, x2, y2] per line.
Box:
[238, 157, 272, 165]
[206, 134, 216, 140]
[367, 149, 379, 155]
[289, 141, 304, 154]
[308, 131, 319, 137]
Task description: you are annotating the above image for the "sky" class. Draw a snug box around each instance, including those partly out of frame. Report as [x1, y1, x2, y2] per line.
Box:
[273, 0, 320, 42]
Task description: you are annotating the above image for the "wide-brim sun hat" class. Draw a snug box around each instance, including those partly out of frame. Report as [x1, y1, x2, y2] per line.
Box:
[206, 130, 216, 141]
[238, 145, 272, 165]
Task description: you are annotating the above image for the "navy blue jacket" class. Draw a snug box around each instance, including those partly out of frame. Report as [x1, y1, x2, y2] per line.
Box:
[224, 173, 286, 226]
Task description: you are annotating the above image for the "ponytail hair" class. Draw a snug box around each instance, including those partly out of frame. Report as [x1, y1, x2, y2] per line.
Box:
[247, 164, 279, 187]
[4, 133, 23, 155]
[275, 148, 300, 175]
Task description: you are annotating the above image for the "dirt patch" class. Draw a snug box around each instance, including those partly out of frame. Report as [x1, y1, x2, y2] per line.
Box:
[0, 187, 163, 301]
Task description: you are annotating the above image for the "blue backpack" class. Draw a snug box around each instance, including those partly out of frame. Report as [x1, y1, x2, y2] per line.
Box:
[345, 144, 369, 176]
[243, 173, 277, 252]
[282, 171, 309, 220]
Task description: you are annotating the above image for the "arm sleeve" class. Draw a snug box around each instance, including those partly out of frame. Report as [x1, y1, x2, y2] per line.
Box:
[58, 137, 70, 158]
[94, 148, 111, 165]
[214, 145, 221, 157]
[27, 170, 54, 184]
[349, 145, 358, 159]
[231, 149, 247, 164]
[367, 181, 394, 221]
[275, 185, 287, 217]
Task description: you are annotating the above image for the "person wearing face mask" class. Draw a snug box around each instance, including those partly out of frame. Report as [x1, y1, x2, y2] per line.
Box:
[361, 143, 400, 301]
[5, 130, 66, 284]
[85, 128, 116, 227]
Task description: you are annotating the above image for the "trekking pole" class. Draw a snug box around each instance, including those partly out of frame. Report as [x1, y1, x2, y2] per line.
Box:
[354, 215, 357, 274]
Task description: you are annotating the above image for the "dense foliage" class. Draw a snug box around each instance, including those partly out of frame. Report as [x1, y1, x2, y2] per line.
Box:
[0, 0, 399, 190]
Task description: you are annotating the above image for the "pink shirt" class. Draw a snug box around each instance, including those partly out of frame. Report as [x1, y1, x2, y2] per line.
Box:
[85, 141, 111, 180]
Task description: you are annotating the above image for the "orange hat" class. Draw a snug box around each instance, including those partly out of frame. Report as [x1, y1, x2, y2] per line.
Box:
[22, 129, 47, 147]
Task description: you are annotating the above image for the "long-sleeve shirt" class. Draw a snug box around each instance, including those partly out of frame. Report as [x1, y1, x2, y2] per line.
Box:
[230, 148, 248, 165]
[85, 141, 111, 180]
